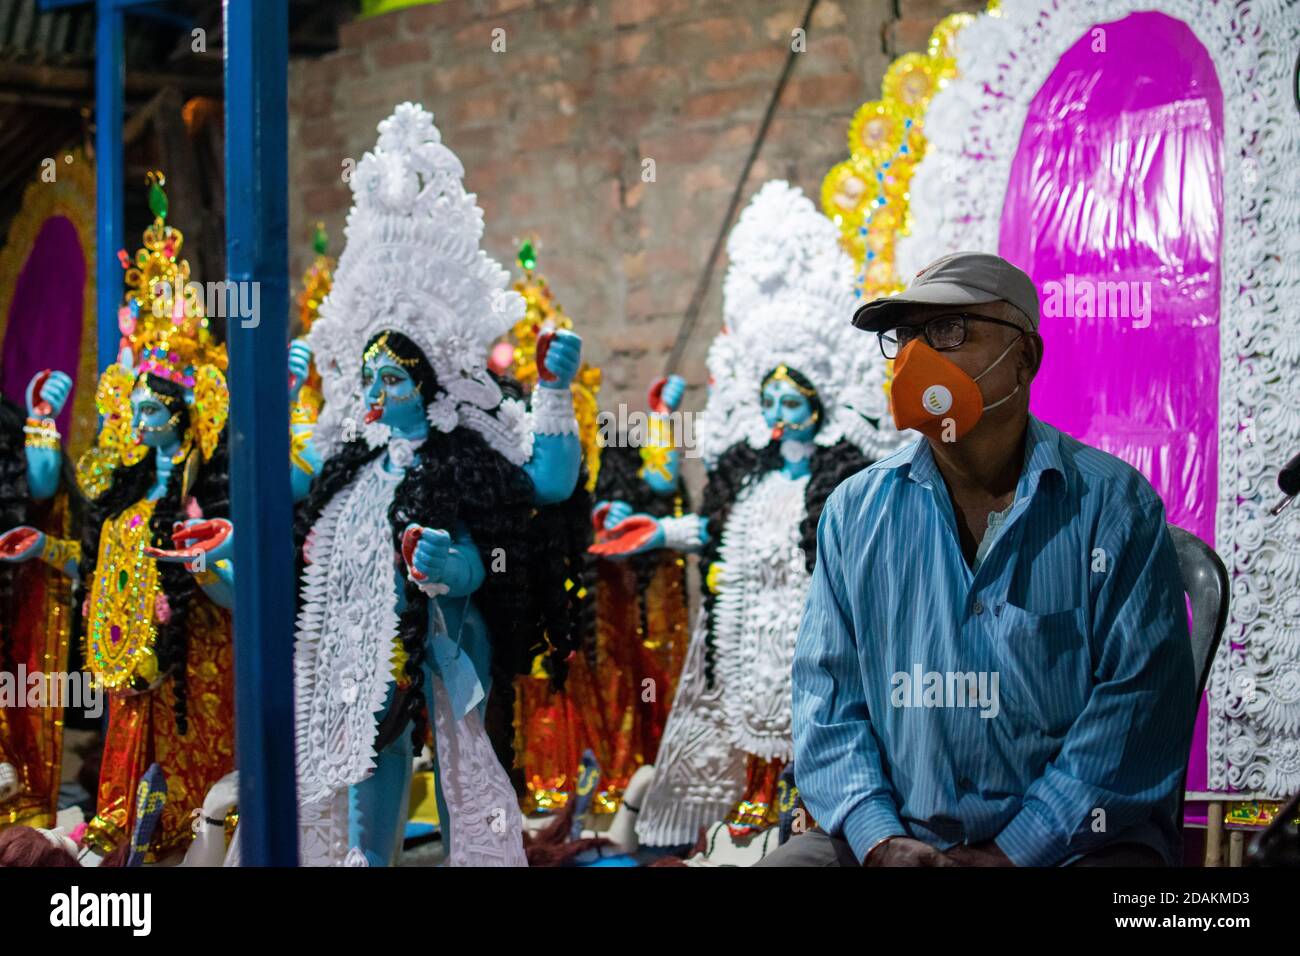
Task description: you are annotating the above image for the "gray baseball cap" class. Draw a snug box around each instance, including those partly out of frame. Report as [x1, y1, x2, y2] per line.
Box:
[851, 251, 1039, 333]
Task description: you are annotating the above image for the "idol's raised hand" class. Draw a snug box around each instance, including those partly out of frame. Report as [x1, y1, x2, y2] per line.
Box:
[537, 329, 581, 390]
[25, 369, 72, 418]
[652, 374, 686, 414]
[402, 524, 451, 586]
[593, 499, 634, 530]
[0, 526, 45, 563]
[146, 518, 234, 572]
[589, 512, 664, 559]
[288, 339, 313, 401]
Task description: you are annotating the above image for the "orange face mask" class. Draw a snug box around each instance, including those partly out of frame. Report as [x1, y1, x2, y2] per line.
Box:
[890, 336, 1022, 442]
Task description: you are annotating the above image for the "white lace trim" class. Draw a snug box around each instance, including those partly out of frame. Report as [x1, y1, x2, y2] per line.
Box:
[635, 609, 748, 847]
[294, 457, 403, 805]
[429, 671, 528, 866]
[713, 471, 810, 761]
[529, 384, 579, 436]
[660, 514, 705, 552]
[297, 790, 353, 867]
[897, 0, 1299, 798]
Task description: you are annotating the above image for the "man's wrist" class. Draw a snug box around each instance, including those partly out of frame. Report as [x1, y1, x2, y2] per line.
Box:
[841, 795, 907, 862]
[862, 834, 897, 865]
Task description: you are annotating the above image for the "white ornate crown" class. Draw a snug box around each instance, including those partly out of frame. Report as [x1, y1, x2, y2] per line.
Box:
[308, 102, 532, 464]
[698, 180, 900, 465]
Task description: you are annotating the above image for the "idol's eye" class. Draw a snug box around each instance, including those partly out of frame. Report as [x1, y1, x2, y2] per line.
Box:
[361, 369, 374, 385]
[382, 373, 402, 387]
[782, 397, 801, 410]
[761, 394, 774, 408]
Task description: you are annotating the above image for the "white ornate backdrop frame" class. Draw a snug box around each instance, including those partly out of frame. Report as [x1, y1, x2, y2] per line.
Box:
[896, 0, 1300, 796]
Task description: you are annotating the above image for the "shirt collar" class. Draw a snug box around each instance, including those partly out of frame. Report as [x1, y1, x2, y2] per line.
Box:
[893, 416, 1067, 500]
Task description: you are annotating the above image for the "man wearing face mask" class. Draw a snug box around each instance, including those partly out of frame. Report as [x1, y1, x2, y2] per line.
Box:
[759, 251, 1194, 867]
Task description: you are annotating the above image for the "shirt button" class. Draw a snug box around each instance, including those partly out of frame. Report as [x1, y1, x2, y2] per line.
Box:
[973, 601, 984, 615]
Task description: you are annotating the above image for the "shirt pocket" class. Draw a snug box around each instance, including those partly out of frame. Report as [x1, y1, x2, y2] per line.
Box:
[991, 603, 1091, 737]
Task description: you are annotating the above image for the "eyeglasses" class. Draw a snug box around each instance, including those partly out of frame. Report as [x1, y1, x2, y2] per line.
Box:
[877, 313, 1027, 360]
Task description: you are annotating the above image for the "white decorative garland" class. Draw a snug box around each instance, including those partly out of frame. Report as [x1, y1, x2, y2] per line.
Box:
[711, 471, 812, 761]
[528, 384, 579, 436]
[899, 0, 1300, 796]
[294, 458, 405, 805]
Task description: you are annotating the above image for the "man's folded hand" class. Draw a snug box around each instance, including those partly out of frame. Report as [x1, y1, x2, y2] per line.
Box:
[863, 836, 960, 867]
[944, 841, 1015, 867]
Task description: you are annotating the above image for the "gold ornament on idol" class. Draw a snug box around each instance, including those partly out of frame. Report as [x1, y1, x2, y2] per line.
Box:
[77, 172, 229, 500]
[86, 500, 161, 691]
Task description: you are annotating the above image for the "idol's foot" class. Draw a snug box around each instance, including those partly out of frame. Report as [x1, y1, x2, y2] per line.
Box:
[605, 764, 655, 855]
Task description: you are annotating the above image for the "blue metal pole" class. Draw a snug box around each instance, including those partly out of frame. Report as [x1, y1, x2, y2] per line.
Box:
[94, 3, 124, 373]
[223, 0, 298, 866]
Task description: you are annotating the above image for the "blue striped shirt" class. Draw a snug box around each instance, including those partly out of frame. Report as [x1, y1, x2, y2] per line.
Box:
[792, 416, 1195, 866]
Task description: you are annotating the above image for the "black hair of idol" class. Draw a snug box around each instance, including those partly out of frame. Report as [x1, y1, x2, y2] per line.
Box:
[77, 374, 229, 736]
[0, 395, 30, 676]
[698, 365, 875, 686]
[293, 330, 593, 755]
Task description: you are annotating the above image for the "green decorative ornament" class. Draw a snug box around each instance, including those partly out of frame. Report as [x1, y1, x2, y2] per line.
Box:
[313, 221, 329, 256]
[518, 239, 537, 272]
[148, 180, 168, 221]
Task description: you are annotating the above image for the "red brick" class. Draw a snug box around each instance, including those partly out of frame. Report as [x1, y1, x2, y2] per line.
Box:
[586, 31, 652, 70]
[702, 46, 785, 84]
[542, 1, 600, 31]
[665, 16, 754, 51]
[683, 83, 768, 121]
[683, 163, 729, 194]
[483, 0, 534, 15]
[372, 37, 432, 69]
[802, 33, 855, 72]
[900, 0, 986, 20]
[811, 0, 849, 29]
[511, 50, 564, 77]
[611, 64, 685, 102]
[427, 61, 496, 95]
[451, 92, 507, 125]
[885, 17, 942, 54]
[401, 0, 471, 32]
[518, 115, 576, 150]
[611, 0, 687, 28]
[783, 71, 861, 109]
[303, 185, 347, 216]
[339, 12, 402, 50]
[454, 22, 507, 49]
[298, 120, 344, 152]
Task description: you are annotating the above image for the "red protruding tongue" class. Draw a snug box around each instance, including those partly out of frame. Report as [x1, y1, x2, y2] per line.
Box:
[771, 422, 785, 440]
[0, 527, 39, 559]
[31, 369, 53, 417]
[536, 329, 557, 383]
[364, 405, 384, 424]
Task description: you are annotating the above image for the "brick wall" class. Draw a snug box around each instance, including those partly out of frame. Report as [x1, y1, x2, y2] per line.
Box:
[288, 0, 982, 416]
